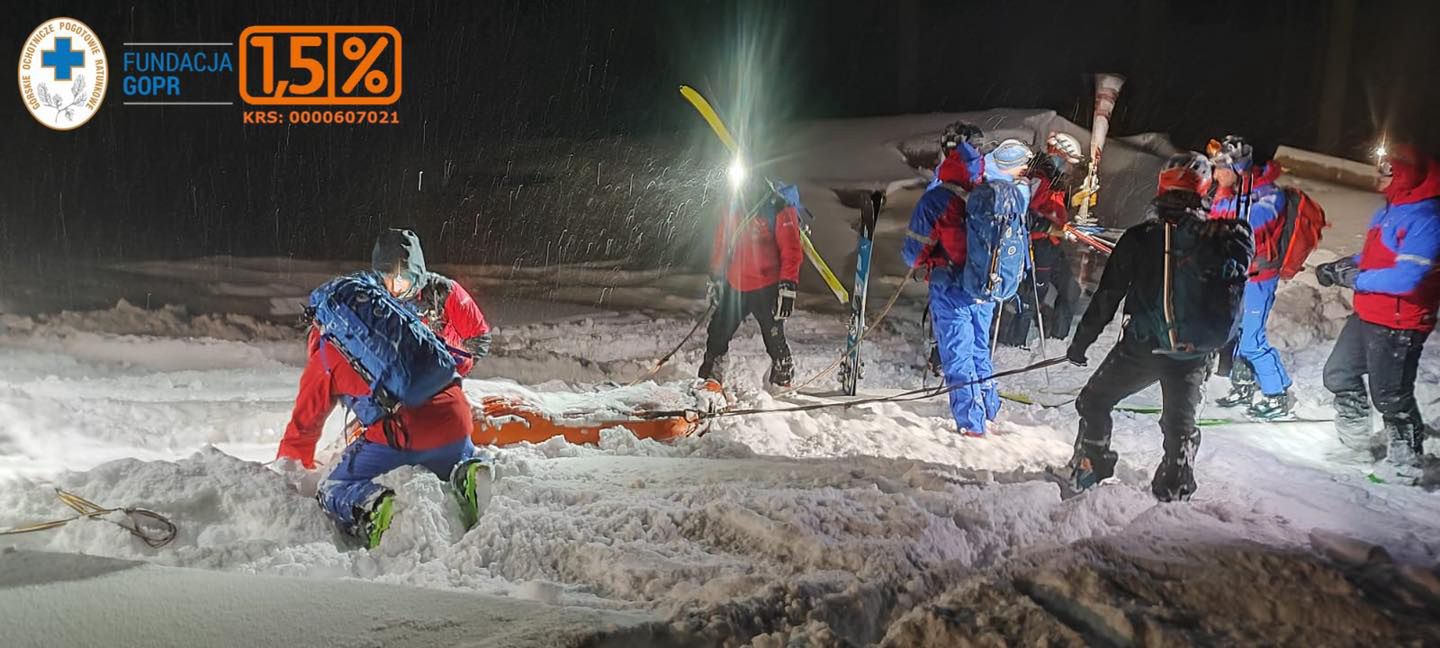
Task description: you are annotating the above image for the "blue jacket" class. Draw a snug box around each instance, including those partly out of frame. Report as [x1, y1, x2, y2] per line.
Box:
[903, 183, 968, 287]
[1209, 164, 1287, 282]
[1351, 197, 1440, 331]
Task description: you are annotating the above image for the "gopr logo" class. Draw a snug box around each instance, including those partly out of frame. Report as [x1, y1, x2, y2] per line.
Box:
[18, 17, 109, 130]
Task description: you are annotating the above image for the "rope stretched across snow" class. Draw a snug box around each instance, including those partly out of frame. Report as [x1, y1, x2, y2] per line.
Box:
[641, 356, 1069, 421]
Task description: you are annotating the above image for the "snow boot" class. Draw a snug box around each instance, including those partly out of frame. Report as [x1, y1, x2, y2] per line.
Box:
[1068, 448, 1118, 492]
[363, 491, 396, 549]
[768, 356, 795, 388]
[1067, 420, 1117, 492]
[1247, 391, 1293, 421]
[1215, 361, 1256, 408]
[451, 453, 496, 530]
[1383, 415, 1426, 472]
[1152, 428, 1201, 503]
[698, 353, 727, 384]
[1332, 390, 1378, 459]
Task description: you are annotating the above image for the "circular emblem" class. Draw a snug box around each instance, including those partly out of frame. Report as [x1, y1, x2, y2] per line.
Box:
[18, 17, 108, 130]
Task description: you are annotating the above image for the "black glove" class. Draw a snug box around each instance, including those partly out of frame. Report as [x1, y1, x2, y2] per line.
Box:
[1315, 258, 1358, 289]
[774, 281, 797, 320]
[463, 333, 492, 359]
[1065, 344, 1088, 367]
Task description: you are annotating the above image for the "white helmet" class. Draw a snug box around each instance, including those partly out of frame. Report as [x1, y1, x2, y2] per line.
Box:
[1046, 132, 1084, 164]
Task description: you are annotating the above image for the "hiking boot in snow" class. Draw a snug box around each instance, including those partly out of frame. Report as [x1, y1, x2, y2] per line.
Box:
[1215, 382, 1256, 408]
[768, 356, 795, 388]
[1332, 390, 1379, 459]
[451, 453, 496, 530]
[1383, 416, 1426, 471]
[1068, 449, 1118, 493]
[1215, 361, 1256, 407]
[1247, 392, 1293, 420]
[1152, 428, 1201, 502]
[364, 491, 396, 549]
[698, 354, 727, 384]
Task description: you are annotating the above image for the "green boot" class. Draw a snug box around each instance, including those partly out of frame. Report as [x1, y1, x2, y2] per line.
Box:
[364, 492, 396, 549]
[451, 455, 496, 529]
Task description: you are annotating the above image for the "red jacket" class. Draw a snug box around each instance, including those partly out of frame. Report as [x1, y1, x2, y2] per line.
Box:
[1352, 145, 1440, 332]
[710, 201, 804, 292]
[1028, 176, 1068, 244]
[276, 328, 473, 468]
[412, 277, 490, 376]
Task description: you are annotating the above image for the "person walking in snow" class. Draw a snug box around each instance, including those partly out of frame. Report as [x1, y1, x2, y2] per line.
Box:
[277, 303, 492, 549]
[1314, 142, 1440, 471]
[698, 178, 804, 389]
[998, 132, 1084, 346]
[371, 228, 493, 376]
[1207, 137, 1295, 420]
[903, 138, 1034, 436]
[1065, 153, 1254, 501]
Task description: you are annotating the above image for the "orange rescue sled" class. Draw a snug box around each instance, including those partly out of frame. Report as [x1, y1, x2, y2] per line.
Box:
[471, 395, 700, 447]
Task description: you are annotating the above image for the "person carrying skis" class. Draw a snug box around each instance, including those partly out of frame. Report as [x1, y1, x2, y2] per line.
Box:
[1206, 136, 1294, 420]
[904, 139, 1034, 436]
[1315, 142, 1440, 471]
[998, 132, 1084, 346]
[371, 228, 493, 376]
[698, 177, 804, 389]
[277, 282, 492, 548]
[1065, 152, 1254, 501]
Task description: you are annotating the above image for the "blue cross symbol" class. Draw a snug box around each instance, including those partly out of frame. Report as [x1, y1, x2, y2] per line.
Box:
[41, 37, 85, 81]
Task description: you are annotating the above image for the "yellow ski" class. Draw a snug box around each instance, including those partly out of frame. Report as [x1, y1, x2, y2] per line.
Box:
[678, 85, 849, 303]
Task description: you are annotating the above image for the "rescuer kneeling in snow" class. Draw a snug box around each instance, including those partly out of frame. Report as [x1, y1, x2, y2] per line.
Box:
[1065, 153, 1254, 501]
[278, 272, 494, 549]
[1315, 142, 1440, 473]
[698, 173, 804, 390]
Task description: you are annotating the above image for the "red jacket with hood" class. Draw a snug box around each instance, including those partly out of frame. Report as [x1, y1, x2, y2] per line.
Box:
[1352, 145, 1440, 332]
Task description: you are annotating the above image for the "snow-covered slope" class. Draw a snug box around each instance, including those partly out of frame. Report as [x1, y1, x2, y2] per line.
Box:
[2, 250, 1438, 644]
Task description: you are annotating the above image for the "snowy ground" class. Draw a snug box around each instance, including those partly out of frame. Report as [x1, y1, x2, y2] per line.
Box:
[3, 255, 1439, 645]
[3, 128, 1440, 644]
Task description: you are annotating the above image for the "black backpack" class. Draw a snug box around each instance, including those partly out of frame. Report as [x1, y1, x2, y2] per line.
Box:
[1134, 218, 1254, 357]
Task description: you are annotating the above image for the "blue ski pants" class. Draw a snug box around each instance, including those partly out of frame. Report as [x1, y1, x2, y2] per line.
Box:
[930, 279, 1000, 434]
[317, 437, 475, 535]
[1234, 278, 1291, 396]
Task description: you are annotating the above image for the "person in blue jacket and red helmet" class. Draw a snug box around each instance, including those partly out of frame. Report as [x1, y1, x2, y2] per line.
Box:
[903, 136, 1034, 436]
[1207, 136, 1295, 420]
[1315, 142, 1440, 471]
[699, 175, 805, 389]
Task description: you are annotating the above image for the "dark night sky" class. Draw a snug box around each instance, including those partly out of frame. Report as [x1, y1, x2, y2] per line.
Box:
[3, 0, 1438, 270]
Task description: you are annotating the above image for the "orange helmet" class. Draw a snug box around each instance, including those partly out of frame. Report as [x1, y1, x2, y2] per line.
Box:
[1157, 152, 1213, 196]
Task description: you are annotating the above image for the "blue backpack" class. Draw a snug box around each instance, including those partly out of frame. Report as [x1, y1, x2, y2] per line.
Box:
[962, 180, 1030, 302]
[310, 274, 459, 443]
[768, 181, 814, 229]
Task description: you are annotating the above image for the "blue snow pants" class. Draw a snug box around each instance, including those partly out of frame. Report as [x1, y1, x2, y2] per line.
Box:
[1235, 278, 1291, 396]
[930, 278, 1000, 434]
[317, 436, 475, 534]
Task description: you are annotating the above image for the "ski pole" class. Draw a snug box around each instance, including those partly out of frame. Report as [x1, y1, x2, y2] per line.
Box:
[1028, 246, 1052, 388]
